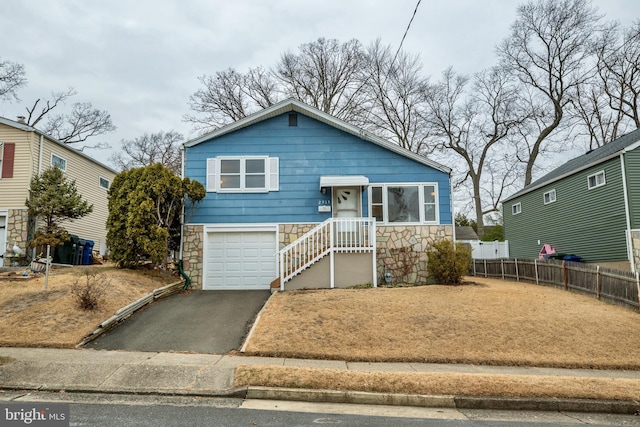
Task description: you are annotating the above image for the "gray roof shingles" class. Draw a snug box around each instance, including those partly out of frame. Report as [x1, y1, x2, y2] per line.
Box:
[505, 128, 640, 201]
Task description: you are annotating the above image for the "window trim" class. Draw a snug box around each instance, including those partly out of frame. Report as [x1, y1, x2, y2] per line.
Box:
[99, 176, 110, 190]
[368, 183, 439, 225]
[51, 153, 67, 172]
[587, 170, 606, 189]
[206, 156, 279, 193]
[543, 189, 556, 205]
[512, 202, 522, 215]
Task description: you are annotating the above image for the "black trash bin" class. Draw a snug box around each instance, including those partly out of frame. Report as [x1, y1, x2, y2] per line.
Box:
[82, 240, 94, 265]
[54, 236, 76, 265]
[74, 238, 86, 265]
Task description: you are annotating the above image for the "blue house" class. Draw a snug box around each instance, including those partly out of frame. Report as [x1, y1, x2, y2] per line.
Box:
[181, 99, 453, 290]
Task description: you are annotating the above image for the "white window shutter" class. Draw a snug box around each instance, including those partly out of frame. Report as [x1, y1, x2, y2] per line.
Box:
[269, 157, 279, 191]
[206, 158, 218, 192]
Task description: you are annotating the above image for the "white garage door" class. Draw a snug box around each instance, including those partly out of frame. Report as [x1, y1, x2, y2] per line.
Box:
[204, 231, 277, 290]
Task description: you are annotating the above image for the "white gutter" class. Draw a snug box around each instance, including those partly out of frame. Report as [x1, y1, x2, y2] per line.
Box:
[620, 153, 635, 272]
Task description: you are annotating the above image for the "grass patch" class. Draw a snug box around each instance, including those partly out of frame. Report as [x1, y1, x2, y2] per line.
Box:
[235, 365, 640, 401]
[244, 277, 640, 369]
[0, 356, 15, 366]
[0, 265, 179, 347]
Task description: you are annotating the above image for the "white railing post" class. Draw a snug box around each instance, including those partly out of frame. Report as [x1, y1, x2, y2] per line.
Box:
[330, 219, 335, 288]
[371, 218, 377, 287]
[515, 258, 519, 282]
[279, 250, 284, 291]
[535, 259, 539, 285]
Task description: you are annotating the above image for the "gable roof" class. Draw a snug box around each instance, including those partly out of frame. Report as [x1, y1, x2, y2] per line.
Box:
[504, 128, 640, 202]
[455, 226, 479, 241]
[0, 116, 118, 174]
[184, 98, 451, 174]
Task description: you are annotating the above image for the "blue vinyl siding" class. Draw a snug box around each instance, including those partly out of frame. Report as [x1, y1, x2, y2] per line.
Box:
[186, 113, 451, 224]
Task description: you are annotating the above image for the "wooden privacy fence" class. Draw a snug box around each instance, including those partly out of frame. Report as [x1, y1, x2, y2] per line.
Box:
[472, 258, 640, 311]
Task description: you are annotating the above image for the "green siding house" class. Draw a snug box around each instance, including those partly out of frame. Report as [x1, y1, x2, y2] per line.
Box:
[503, 129, 640, 271]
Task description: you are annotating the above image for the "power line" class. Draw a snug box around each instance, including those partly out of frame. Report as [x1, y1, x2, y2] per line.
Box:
[390, 0, 422, 70]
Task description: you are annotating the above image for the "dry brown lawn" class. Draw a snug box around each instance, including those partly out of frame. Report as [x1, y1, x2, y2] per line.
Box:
[0, 265, 179, 348]
[235, 365, 640, 401]
[238, 277, 640, 400]
[244, 277, 640, 369]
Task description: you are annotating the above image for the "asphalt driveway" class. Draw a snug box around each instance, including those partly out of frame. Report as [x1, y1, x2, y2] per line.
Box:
[86, 290, 271, 354]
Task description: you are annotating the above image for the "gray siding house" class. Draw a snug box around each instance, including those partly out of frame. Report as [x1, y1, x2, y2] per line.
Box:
[503, 128, 640, 271]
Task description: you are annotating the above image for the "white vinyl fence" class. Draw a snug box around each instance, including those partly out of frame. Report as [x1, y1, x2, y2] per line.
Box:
[467, 240, 509, 259]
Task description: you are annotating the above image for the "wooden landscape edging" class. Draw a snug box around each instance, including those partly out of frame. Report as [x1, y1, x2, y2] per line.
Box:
[76, 280, 184, 347]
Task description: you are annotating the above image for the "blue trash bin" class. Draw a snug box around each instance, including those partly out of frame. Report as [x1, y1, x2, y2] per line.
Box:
[82, 240, 94, 265]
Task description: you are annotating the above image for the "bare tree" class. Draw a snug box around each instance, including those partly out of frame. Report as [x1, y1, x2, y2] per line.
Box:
[185, 68, 278, 132]
[110, 131, 183, 175]
[275, 38, 368, 122]
[426, 67, 526, 237]
[582, 20, 640, 146]
[0, 57, 27, 101]
[361, 40, 432, 154]
[497, 0, 603, 186]
[24, 88, 115, 149]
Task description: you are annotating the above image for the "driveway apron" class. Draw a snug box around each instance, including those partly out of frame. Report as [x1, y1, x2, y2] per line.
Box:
[86, 290, 271, 354]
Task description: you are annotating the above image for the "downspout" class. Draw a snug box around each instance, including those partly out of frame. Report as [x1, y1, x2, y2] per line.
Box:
[30, 134, 45, 260]
[620, 153, 635, 272]
[178, 143, 191, 289]
[450, 171, 456, 244]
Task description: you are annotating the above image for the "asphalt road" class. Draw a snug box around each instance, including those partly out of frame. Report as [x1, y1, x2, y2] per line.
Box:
[85, 290, 271, 353]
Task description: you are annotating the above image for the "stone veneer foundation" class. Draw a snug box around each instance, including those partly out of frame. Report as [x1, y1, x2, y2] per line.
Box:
[182, 223, 453, 289]
[182, 225, 204, 288]
[631, 230, 640, 272]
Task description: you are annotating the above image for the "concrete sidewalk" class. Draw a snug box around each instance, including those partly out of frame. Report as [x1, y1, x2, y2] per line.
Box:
[0, 347, 639, 413]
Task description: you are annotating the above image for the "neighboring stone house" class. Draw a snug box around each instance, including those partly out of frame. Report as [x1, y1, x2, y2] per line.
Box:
[181, 99, 454, 290]
[0, 116, 117, 266]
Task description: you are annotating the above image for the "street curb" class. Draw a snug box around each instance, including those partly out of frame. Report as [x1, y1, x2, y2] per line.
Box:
[0, 385, 248, 399]
[245, 387, 640, 415]
[246, 386, 455, 408]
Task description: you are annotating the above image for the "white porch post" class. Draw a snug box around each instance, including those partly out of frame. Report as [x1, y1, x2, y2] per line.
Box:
[329, 220, 335, 288]
[371, 218, 377, 287]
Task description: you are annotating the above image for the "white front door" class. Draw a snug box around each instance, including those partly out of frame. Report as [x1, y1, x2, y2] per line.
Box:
[333, 187, 360, 218]
[0, 214, 6, 267]
[332, 187, 361, 246]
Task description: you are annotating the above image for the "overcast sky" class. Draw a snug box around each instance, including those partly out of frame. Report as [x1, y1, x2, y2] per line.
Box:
[2, 0, 639, 168]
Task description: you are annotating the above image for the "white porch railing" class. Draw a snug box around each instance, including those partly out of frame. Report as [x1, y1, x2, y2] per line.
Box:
[278, 217, 376, 290]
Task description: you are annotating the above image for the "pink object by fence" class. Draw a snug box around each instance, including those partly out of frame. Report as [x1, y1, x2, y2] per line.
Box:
[539, 244, 556, 260]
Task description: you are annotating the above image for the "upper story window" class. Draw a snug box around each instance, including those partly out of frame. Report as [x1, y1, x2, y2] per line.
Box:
[543, 189, 556, 205]
[369, 183, 439, 224]
[206, 156, 279, 193]
[512, 202, 522, 215]
[99, 176, 110, 190]
[51, 153, 67, 171]
[588, 170, 605, 189]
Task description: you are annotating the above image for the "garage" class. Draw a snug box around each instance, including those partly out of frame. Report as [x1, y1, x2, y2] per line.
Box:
[204, 229, 277, 290]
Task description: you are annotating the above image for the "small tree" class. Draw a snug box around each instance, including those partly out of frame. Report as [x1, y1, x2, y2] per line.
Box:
[26, 167, 93, 250]
[426, 240, 472, 284]
[106, 163, 205, 268]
